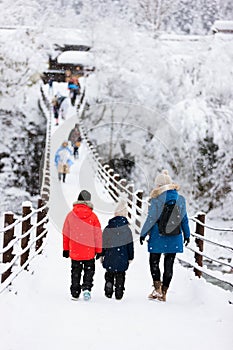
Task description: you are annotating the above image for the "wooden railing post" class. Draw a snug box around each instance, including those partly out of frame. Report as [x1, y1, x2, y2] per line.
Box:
[119, 179, 127, 188]
[102, 164, 110, 192]
[1, 213, 16, 283]
[108, 168, 116, 200]
[20, 204, 32, 269]
[113, 174, 120, 199]
[135, 190, 143, 235]
[127, 184, 134, 220]
[194, 213, 206, 278]
[78, 88, 85, 108]
[36, 199, 47, 252]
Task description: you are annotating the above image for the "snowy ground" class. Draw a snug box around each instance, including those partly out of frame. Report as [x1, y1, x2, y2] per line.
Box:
[0, 85, 232, 350]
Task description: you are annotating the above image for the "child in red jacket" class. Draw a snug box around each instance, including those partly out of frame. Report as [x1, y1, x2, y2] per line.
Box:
[62, 190, 102, 300]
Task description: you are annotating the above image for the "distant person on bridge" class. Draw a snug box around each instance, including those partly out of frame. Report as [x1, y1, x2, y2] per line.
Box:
[62, 190, 102, 301]
[140, 169, 190, 302]
[52, 96, 60, 126]
[54, 141, 73, 183]
[48, 78, 54, 95]
[56, 93, 68, 120]
[68, 124, 82, 159]
[68, 76, 80, 106]
[52, 94, 68, 125]
[98, 199, 134, 300]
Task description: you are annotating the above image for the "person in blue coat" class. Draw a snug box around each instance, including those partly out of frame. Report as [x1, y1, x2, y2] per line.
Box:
[99, 200, 134, 300]
[140, 169, 190, 302]
[68, 77, 80, 106]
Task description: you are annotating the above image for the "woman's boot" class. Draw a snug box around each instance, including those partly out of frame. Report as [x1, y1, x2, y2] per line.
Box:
[158, 285, 168, 302]
[148, 281, 162, 299]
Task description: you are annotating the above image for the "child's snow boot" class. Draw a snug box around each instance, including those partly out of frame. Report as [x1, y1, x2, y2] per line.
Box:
[71, 291, 80, 301]
[148, 281, 162, 299]
[83, 290, 91, 301]
[104, 281, 113, 298]
[115, 289, 124, 300]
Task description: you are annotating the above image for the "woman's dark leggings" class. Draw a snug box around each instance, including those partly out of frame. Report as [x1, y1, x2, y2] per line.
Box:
[149, 253, 176, 288]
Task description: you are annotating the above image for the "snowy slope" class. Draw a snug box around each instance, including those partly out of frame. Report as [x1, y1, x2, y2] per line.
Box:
[0, 97, 232, 350]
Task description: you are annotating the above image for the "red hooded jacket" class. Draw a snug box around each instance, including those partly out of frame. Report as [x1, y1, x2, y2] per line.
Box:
[63, 203, 102, 260]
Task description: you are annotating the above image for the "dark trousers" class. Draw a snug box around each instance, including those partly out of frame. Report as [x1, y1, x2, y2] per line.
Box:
[70, 90, 78, 106]
[70, 259, 95, 297]
[149, 253, 176, 288]
[58, 173, 66, 182]
[73, 146, 79, 159]
[104, 271, 126, 298]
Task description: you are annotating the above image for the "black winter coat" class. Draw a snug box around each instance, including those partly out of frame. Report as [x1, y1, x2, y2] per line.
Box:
[102, 216, 134, 272]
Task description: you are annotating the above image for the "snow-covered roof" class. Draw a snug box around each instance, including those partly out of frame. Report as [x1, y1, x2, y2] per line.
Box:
[212, 21, 233, 33]
[159, 34, 203, 41]
[47, 28, 92, 47]
[57, 51, 94, 66]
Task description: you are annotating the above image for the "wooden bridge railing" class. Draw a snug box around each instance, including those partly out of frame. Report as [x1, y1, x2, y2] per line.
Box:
[0, 199, 48, 293]
[179, 213, 233, 289]
[0, 84, 52, 293]
[38, 85, 52, 204]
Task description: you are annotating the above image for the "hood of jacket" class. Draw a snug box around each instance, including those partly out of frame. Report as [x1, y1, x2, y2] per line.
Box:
[150, 183, 180, 199]
[107, 216, 129, 228]
[72, 202, 93, 219]
[73, 199, 93, 209]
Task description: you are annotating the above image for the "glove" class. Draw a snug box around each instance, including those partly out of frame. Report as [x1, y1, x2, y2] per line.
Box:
[140, 236, 145, 245]
[63, 250, 69, 258]
[184, 237, 190, 246]
[96, 253, 102, 260]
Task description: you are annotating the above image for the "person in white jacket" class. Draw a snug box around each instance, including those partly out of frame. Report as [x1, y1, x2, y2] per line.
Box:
[54, 141, 73, 183]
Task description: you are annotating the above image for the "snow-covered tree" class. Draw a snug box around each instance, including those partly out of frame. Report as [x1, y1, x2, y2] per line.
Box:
[127, 0, 174, 33]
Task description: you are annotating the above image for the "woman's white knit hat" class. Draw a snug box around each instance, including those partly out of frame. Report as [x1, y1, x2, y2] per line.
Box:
[154, 169, 172, 187]
[115, 199, 128, 217]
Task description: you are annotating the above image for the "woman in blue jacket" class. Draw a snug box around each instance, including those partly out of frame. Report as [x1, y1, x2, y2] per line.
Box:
[100, 200, 134, 300]
[140, 169, 190, 302]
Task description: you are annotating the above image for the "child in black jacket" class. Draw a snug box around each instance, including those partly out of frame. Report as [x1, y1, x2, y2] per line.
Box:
[99, 200, 134, 300]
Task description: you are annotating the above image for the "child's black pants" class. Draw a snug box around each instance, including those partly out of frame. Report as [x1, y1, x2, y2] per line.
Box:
[70, 259, 95, 297]
[104, 270, 126, 298]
